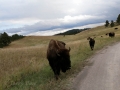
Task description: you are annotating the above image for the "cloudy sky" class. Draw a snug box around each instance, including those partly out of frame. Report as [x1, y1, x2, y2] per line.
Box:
[0, 0, 120, 36]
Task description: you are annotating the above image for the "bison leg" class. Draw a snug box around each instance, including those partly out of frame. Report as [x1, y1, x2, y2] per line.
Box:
[49, 61, 60, 80]
[55, 75, 58, 80]
[90, 46, 94, 50]
[54, 66, 60, 80]
[90, 43, 95, 50]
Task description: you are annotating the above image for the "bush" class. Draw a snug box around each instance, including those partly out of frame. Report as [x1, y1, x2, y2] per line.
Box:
[0, 32, 11, 48]
[10, 34, 25, 41]
[0, 32, 25, 48]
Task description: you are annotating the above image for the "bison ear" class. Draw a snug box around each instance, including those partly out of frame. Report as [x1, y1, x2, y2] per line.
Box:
[87, 37, 90, 40]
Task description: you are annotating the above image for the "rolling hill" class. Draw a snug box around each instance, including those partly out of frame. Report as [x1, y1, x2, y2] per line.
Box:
[1, 25, 120, 90]
[55, 28, 91, 35]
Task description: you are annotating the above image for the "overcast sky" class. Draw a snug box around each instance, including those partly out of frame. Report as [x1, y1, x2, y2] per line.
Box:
[0, 0, 120, 36]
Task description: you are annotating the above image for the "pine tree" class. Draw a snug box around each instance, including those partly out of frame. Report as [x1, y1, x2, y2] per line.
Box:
[116, 14, 120, 25]
[0, 32, 11, 48]
[110, 20, 114, 27]
[105, 20, 109, 27]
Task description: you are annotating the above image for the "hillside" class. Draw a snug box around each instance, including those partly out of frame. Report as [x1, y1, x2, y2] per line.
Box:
[55, 28, 91, 35]
[1, 25, 120, 90]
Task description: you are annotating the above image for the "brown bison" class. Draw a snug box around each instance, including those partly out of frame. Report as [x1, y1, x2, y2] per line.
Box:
[47, 39, 71, 80]
[109, 32, 115, 38]
[87, 37, 95, 50]
[114, 28, 118, 30]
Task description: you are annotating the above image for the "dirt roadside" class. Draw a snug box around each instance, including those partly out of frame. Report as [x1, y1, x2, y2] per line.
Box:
[73, 42, 120, 90]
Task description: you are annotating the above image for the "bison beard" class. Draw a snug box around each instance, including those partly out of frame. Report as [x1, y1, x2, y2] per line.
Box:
[47, 39, 71, 80]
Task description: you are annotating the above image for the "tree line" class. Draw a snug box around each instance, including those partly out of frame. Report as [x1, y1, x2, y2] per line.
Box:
[0, 32, 24, 48]
[55, 28, 91, 36]
[105, 14, 120, 27]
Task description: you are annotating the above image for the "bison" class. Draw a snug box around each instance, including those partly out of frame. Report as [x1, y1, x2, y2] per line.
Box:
[47, 39, 71, 80]
[109, 32, 115, 38]
[87, 37, 95, 50]
[114, 28, 118, 30]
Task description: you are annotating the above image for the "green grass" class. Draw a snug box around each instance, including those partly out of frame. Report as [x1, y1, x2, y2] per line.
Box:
[1, 25, 120, 90]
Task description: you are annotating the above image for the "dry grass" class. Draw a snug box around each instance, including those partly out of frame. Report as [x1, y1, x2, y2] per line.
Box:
[0, 25, 120, 90]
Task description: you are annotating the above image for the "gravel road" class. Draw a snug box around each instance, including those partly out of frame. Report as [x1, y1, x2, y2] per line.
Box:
[74, 42, 120, 90]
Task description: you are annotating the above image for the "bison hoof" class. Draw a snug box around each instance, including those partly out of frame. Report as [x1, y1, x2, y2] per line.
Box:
[55, 75, 58, 80]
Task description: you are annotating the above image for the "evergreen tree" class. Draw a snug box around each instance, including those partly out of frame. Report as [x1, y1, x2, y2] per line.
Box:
[110, 20, 114, 27]
[0, 32, 11, 48]
[11, 34, 24, 41]
[105, 20, 109, 27]
[0, 35, 3, 48]
[116, 14, 120, 25]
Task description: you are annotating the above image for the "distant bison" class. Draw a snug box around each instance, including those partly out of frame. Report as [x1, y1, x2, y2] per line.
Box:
[87, 37, 95, 50]
[106, 33, 108, 35]
[47, 39, 71, 80]
[114, 28, 118, 30]
[109, 32, 115, 38]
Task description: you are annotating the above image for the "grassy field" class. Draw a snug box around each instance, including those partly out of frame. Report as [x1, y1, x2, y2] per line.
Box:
[1, 25, 120, 90]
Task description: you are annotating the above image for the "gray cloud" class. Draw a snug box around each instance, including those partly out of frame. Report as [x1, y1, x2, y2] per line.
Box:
[2, 15, 105, 35]
[0, 0, 120, 36]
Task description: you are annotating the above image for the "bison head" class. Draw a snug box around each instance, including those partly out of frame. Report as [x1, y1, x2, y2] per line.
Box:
[56, 47, 71, 72]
